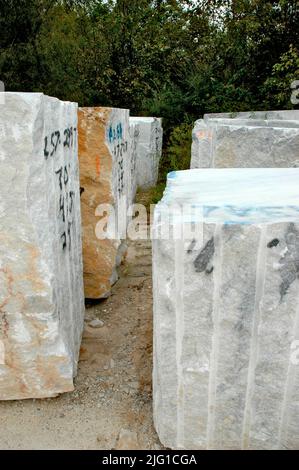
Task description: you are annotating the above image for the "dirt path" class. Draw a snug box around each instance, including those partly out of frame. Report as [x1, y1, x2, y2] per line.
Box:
[0, 236, 162, 450]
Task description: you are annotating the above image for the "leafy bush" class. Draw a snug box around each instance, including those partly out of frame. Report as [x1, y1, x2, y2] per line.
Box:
[263, 45, 299, 108]
[159, 122, 193, 183]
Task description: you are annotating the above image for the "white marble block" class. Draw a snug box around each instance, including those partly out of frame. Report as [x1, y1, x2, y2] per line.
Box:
[130, 117, 163, 189]
[129, 120, 140, 205]
[191, 115, 299, 169]
[152, 168, 299, 449]
[205, 110, 299, 121]
[0, 93, 84, 400]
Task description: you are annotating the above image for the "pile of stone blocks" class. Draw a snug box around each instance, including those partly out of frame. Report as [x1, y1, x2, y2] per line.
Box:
[78, 107, 131, 299]
[0, 93, 85, 400]
[130, 117, 163, 189]
[153, 168, 299, 449]
[191, 111, 299, 168]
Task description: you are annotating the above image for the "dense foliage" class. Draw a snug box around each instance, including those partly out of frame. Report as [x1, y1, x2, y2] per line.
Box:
[0, 0, 298, 177]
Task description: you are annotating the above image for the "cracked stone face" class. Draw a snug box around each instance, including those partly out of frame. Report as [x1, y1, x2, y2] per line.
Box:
[152, 168, 299, 450]
[0, 93, 85, 400]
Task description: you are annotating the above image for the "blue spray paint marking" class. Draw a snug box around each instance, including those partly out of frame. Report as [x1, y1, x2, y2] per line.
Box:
[117, 123, 122, 140]
[108, 126, 113, 143]
[108, 123, 123, 143]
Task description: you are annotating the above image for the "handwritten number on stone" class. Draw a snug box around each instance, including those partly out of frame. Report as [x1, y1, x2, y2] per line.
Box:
[55, 167, 63, 190]
[63, 128, 74, 148]
[110, 124, 127, 196]
[69, 191, 75, 213]
[44, 137, 49, 159]
[61, 232, 67, 251]
[59, 195, 65, 223]
[44, 128, 76, 160]
[67, 222, 72, 250]
[64, 166, 69, 186]
[50, 131, 60, 156]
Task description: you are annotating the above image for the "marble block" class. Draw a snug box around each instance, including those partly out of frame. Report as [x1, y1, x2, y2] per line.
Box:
[191, 116, 299, 169]
[130, 117, 163, 189]
[129, 120, 140, 205]
[205, 110, 299, 121]
[0, 93, 84, 400]
[152, 168, 299, 449]
[78, 107, 130, 299]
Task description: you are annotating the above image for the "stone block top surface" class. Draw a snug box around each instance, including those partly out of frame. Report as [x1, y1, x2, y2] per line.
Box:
[160, 168, 299, 224]
[204, 110, 299, 121]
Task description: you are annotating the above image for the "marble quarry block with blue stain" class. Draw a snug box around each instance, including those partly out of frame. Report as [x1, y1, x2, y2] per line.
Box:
[130, 117, 163, 189]
[191, 113, 299, 169]
[152, 168, 299, 449]
[0, 93, 85, 400]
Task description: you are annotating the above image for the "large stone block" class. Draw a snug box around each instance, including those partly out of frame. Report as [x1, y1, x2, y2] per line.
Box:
[205, 110, 299, 121]
[153, 168, 299, 449]
[78, 107, 130, 299]
[130, 117, 163, 189]
[191, 116, 299, 169]
[0, 93, 84, 400]
[129, 120, 140, 204]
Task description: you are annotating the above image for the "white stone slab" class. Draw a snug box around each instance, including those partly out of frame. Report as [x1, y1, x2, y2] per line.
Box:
[205, 110, 299, 121]
[153, 168, 299, 449]
[191, 117, 299, 169]
[0, 92, 84, 400]
[129, 120, 140, 205]
[130, 117, 163, 189]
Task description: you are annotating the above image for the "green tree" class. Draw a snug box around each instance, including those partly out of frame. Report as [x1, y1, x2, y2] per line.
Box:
[264, 45, 299, 108]
[0, 0, 54, 91]
[0, 0, 298, 184]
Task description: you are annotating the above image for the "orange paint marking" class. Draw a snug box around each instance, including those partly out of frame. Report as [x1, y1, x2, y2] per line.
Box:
[196, 130, 212, 140]
[197, 130, 206, 139]
[96, 155, 101, 177]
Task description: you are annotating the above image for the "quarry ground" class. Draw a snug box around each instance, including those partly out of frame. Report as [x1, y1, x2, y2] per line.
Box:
[0, 229, 163, 450]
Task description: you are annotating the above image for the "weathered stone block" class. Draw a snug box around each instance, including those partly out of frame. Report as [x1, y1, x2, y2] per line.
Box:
[153, 168, 299, 449]
[130, 117, 163, 189]
[129, 120, 140, 204]
[205, 110, 299, 121]
[0, 93, 84, 400]
[191, 116, 299, 169]
[78, 107, 130, 299]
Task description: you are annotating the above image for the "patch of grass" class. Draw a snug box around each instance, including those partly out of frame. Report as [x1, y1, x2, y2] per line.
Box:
[135, 183, 166, 213]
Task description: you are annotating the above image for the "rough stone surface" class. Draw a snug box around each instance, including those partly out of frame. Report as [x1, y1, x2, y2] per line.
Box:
[130, 117, 163, 189]
[0, 236, 162, 449]
[152, 168, 299, 449]
[0, 92, 84, 400]
[205, 110, 299, 121]
[129, 121, 140, 205]
[88, 319, 104, 328]
[78, 107, 130, 299]
[191, 115, 299, 169]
